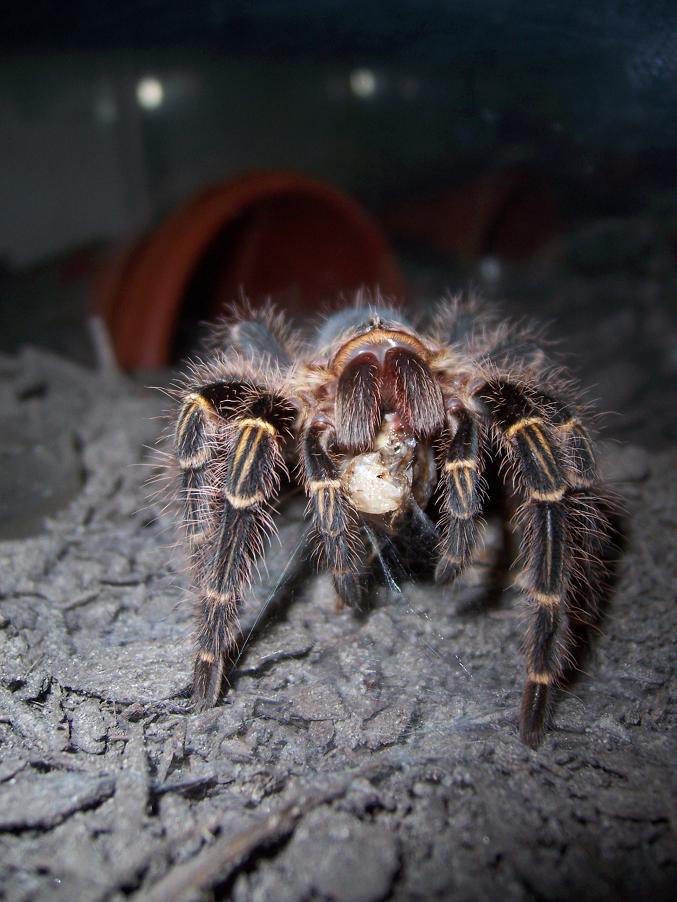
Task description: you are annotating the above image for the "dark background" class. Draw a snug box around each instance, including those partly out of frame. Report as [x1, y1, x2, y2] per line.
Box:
[3, 0, 677, 268]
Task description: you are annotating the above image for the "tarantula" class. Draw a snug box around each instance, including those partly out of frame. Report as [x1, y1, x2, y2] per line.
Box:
[173, 296, 612, 747]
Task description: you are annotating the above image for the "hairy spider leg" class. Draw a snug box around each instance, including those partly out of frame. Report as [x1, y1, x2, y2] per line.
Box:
[177, 383, 294, 708]
[534, 392, 613, 625]
[175, 381, 248, 551]
[302, 422, 367, 609]
[530, 392, 597, 491]
[482, 379, 574, 748]
[435, 408, 485, 584]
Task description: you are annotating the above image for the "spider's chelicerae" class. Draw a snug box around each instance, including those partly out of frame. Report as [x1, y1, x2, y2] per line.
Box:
[173, 297, 613, 747]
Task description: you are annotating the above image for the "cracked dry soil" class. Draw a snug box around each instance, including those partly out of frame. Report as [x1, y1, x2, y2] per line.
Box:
[0, 342, 675, 902]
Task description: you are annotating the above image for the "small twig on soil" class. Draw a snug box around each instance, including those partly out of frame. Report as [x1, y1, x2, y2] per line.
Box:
[140, 780, 350, 902]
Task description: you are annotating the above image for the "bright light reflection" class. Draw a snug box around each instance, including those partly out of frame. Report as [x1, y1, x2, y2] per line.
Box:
[136, 77, 164, 110]
[349, 68, 377, 99]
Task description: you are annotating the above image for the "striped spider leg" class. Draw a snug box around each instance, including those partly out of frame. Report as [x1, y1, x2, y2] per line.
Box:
[434, 404, 485, 585]
[175, 380, 295, 707]
[480, 378, 604, 747]
[174, 305, 298, 708]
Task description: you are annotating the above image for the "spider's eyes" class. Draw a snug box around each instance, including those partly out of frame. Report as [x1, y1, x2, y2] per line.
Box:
[352, 321, 378, 337]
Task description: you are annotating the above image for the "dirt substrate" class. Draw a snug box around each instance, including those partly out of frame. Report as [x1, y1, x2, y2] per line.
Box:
[0, 335, 675, 901]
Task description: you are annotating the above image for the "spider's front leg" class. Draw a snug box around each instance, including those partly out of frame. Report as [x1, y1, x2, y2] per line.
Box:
[176, 383, 294, 708]
[482, 379, 574, 748]
[175, 382, 246, 552]
[302, 421, 367, 609]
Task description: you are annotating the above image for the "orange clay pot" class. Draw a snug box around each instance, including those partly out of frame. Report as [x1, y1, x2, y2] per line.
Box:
[94, 171, 405, 368]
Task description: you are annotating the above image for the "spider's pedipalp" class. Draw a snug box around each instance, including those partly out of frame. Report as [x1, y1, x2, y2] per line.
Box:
[435, 408, 484, 584]
[302, 422, 367, 609]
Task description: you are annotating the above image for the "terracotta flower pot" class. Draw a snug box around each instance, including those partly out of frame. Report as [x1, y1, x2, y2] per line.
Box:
[94, 171, 405, 368]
